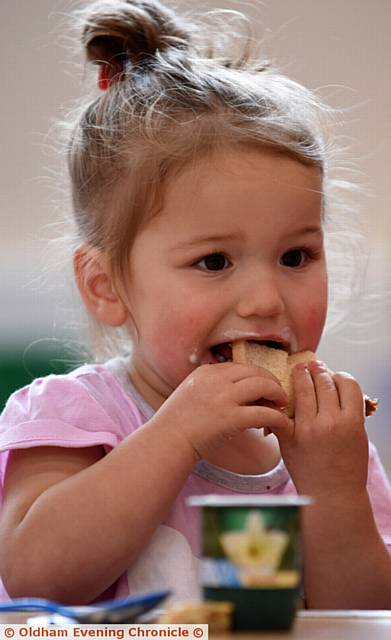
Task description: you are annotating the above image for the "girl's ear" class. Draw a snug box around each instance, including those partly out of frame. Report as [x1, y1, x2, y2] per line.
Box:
[73, 245, 127, 327]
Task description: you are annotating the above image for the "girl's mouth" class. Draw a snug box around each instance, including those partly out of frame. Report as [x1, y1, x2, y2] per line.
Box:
[210, 340, 287, 363]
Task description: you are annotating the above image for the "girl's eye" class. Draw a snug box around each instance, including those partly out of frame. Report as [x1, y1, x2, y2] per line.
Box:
[280, 249, 311, 268]
[196, 252, 230, 272]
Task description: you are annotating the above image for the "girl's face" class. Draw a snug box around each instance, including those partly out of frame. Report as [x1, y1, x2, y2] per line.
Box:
[125, 148, 327, 406]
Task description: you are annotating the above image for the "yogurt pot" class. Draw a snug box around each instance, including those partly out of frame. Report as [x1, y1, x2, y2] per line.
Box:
[188, 494, 312, 630]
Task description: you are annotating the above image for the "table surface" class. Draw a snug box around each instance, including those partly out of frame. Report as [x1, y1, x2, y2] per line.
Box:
[2, 610, 391, 639]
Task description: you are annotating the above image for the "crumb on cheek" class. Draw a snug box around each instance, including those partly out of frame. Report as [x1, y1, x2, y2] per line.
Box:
[189, 347, 201, 365]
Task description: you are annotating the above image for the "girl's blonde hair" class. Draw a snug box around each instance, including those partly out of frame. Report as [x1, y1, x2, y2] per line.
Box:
[66, 0, 348, 359]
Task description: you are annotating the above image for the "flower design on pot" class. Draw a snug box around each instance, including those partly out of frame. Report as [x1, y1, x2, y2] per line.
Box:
[219, 511, 289, 586]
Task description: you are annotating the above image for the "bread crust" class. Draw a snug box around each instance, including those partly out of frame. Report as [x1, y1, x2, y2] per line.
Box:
[232, 341, 315, 417]
[232, 340, 377, 418]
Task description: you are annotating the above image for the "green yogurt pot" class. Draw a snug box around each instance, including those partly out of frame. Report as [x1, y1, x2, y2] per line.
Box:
[188, 494, 312, 631]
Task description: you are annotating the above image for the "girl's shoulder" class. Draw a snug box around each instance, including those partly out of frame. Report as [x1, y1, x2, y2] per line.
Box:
[0, 357, 145, 451]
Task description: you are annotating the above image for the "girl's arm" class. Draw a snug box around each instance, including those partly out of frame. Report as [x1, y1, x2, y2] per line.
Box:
[0, 362, 290, 604]
[272, 360, 391, 609]
[0, 420, 197, 604]
[302, 490, 391, 609]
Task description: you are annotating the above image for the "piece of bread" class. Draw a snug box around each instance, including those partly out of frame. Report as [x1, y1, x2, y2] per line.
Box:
[232, 341, 378, 419]
[159, 601, 234, 632]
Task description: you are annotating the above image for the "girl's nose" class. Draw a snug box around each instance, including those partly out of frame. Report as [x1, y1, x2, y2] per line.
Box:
[236, 272, 285, 319]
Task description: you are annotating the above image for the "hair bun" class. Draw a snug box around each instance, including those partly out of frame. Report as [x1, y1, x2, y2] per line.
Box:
[82, 0, 192, 67]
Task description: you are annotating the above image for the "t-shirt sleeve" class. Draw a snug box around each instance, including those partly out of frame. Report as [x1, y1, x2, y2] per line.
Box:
[0, 369, 140, 454]
[367, 442, 391, 551]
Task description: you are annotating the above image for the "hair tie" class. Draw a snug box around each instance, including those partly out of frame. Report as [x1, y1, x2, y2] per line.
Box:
[98, 62, 124, 90]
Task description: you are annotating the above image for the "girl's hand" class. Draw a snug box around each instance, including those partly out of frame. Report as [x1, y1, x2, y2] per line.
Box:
[152, 362, 291, 460]
[271, 360, 369, 501]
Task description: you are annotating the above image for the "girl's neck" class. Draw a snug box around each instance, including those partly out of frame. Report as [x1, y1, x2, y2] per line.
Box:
[128, 359, 171, 412]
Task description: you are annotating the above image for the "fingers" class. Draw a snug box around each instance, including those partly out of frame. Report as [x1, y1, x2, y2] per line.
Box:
[294, 360, 339, 419]
[236, 404, 294, 439]
[233, 376, 288, 408]
[308, 360, 340, 413]
[293, 361, 364, 422]
[213, 361, 282, 385]
[333, 372, 364, 419]
[292, 362, 317, 420]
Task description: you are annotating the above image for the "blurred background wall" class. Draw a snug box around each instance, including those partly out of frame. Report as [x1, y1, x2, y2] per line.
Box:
[1, 1, 390, 469]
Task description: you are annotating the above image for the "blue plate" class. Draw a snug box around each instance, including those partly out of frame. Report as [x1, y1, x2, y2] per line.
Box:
[0, 590, 170, 623]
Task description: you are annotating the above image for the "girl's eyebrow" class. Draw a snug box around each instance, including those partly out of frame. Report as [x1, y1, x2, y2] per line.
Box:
[173, 226, 322, 250]
[286, 226, 323, 238]
[172, 232, 243, 250]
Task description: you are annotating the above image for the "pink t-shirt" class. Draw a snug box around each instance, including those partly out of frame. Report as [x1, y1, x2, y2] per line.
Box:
[1, 357, 391, 603]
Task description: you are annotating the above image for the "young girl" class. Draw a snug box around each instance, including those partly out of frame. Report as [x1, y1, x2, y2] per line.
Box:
[1, 0, 391, 609]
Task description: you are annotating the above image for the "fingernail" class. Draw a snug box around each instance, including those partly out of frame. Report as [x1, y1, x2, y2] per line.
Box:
[312, 359, 326, 369]
[338, 371, 354, 379]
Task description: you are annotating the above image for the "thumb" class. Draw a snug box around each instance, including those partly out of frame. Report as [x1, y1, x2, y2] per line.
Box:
[264, 414, 295, 446]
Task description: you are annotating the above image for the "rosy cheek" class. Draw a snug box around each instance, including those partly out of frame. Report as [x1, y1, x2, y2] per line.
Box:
[303, 304, 327, 351]
[151, 307, 202, 358]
